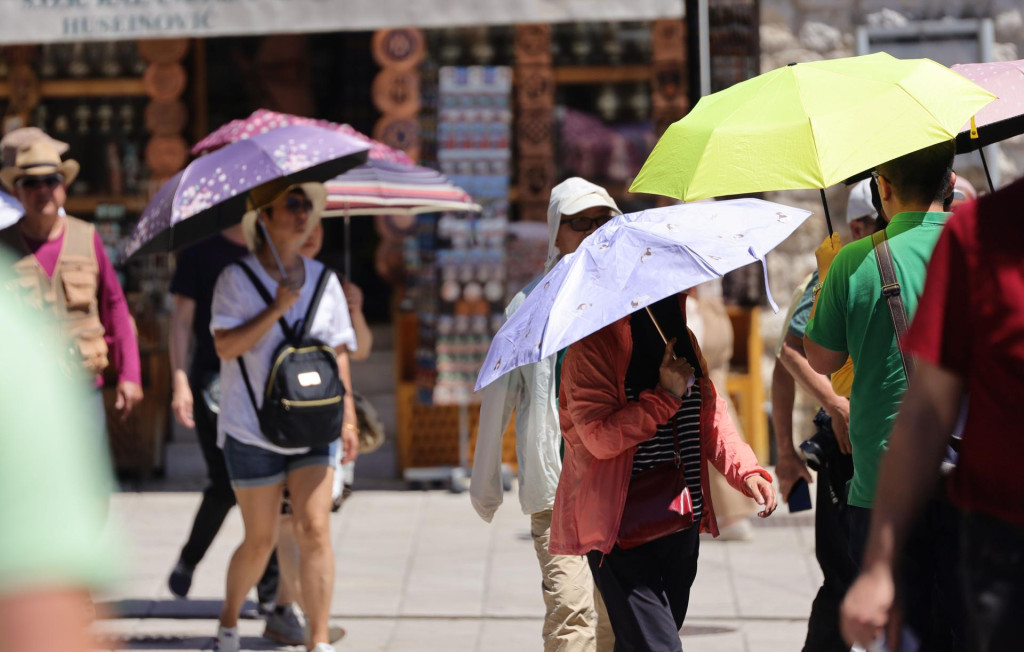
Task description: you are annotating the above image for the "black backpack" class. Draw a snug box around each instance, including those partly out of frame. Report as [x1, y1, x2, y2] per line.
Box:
[234, 261, 345, 449]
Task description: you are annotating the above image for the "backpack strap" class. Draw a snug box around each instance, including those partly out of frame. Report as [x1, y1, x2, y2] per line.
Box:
[232, 259, 298, 416]
[298, 267, 333, 340]
[234, 260, 295, 340]
[871, 230, 915, 381]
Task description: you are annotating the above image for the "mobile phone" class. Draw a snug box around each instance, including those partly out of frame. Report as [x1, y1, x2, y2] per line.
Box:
[788, 478, 812, 512]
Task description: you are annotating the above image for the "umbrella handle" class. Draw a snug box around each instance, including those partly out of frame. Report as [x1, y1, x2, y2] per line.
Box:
[644, 306, 677, 361]
[258, 217, 290, 280]
[819, 189, 834, 236]
[979, 147, 995, 192]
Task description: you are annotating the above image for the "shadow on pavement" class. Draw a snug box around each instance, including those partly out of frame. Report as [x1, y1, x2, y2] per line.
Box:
[98, 598, 263, 620]
[102, 635, 279, 650]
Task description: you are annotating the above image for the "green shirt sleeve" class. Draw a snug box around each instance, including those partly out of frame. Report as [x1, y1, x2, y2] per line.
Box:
[805, 254, 850, 353]
[0, 265, 116, 596]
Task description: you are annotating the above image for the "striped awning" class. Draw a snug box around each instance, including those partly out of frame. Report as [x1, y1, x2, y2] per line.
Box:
[324, 160, 480, 217]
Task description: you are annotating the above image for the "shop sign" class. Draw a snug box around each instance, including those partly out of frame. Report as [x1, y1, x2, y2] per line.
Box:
[3, 0, 684, 44]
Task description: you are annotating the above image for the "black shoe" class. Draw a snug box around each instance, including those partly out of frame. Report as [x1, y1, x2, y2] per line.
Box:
[168, 560, 195, 598]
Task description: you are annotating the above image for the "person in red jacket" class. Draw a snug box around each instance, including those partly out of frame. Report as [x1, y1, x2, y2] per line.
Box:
[553, 292, 776, 650]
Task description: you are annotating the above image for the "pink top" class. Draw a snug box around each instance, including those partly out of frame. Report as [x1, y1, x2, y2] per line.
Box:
[24, 227, 142, 387]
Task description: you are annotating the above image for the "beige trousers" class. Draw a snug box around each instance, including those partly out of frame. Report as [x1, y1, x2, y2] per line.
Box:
[531, 510, 614, 652]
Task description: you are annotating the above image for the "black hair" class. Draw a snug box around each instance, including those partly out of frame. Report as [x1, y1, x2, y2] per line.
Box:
[876, 140, 955, 207]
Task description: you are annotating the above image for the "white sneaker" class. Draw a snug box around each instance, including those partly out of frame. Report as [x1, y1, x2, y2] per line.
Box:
[309, 644, 336, 652]
[214, 625, 240, 652]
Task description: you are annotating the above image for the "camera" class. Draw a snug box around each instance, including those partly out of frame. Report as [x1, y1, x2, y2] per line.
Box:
[799, 429, 839, 472]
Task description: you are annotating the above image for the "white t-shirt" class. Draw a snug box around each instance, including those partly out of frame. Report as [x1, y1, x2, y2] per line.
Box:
[210, 254, 357, 455]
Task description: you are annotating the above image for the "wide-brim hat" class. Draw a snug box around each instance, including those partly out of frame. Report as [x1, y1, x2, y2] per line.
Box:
[0, 138, 79, 191]
[241, 181, 327, 252]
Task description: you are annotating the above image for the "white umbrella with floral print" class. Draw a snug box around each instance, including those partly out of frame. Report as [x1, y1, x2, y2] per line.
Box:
[475, 198, 812, 391]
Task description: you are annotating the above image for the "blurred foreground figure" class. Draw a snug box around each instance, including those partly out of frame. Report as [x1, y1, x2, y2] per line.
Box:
[0, 256, 114, 652]
[842, 177, 1024, 651]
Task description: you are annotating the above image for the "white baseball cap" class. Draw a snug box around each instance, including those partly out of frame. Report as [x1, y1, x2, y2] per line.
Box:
[846, 178, 877, 224]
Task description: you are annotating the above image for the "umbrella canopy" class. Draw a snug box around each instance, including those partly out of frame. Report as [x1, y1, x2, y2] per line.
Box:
[323, 160, 480, 216]
[952, 59, 1024, 152]
[475, 198, 812, 391]
[125, 125, 369, 258]
[630, 52, 994, 230]
[192, 108, 413, 164]
[0, 189, 22, 229]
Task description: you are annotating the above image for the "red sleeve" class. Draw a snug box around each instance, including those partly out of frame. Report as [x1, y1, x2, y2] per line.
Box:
[562, 325, 681, 460]
[904, 208, 973, 376]
[94, 232, 142, 385]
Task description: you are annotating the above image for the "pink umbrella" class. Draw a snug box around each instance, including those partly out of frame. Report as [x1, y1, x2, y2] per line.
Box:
[192, 108, 413, 164]
[952, 59, 1024, 189]
[193, 110, 477, 277]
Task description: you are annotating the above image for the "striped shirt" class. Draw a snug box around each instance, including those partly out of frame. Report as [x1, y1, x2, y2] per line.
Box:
[625, 382, 704, 521]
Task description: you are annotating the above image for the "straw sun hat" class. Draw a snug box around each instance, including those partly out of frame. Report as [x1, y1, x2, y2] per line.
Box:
[240, 181, 327, 252]
[0, 137, 79, 191]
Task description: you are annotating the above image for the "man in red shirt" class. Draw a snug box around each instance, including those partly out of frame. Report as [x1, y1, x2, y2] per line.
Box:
[0, 129, 142, 419]
[841, 176, 1024, 651]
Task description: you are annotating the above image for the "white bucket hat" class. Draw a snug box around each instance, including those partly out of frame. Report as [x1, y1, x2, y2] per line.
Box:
[845, 178, 877, 224]
[545, 177, 622, 271]
[240, 181, 327, 252]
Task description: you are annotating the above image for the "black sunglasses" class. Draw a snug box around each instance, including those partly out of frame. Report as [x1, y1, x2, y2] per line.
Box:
[16, 173, 63, 190]
[284, 196, 314, 215]
[560, 214, 613, 232]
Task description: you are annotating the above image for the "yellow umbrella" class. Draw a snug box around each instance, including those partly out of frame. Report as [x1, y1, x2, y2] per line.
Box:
[630, 52, 994, 232]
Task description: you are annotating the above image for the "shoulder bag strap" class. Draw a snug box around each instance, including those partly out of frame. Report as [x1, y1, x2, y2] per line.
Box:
[872, 230, 915, 382]
[298, 267, 332, 340]
[233, 260, 295, 340]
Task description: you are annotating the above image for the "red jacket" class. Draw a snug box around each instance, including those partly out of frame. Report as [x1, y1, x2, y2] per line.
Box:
[551, 298, 771, 555]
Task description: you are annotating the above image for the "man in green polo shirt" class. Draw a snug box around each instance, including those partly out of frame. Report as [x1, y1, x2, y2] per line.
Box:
[804, 140, 961, 648]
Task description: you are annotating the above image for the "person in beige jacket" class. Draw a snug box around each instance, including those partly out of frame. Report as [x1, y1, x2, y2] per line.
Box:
[472, 178, 617, 652]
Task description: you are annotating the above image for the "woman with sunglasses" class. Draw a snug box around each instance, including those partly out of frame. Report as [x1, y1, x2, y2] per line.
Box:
[209, 183, 358, 652]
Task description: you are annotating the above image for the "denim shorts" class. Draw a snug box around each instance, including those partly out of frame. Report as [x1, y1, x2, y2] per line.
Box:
[223, 435, 335, 489]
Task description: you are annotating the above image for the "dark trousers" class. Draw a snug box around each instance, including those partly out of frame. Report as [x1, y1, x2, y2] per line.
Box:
[587, 526, 700, 652]
[847, 491, 964, 652]
[961, 511, 1024, 652]
[179, 376, 278, 603]
[803, 410, 856, 652]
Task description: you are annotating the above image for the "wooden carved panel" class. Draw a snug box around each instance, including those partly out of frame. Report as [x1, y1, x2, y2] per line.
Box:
[514, 25, 553, 222]
[372, 28, 426, 71]
[515, 65, 554, 108]
[517, 155, 555, 205]
[650, 20, 689, 137]
[372, 115, 421, 161]
[515, 108, 553, 157]
[372, 29, 423, 162]
[139, 39, 189, 191]
[651, 19, 686, 63]
[514, 24, 553, 65]
[371, 68, 421, 118]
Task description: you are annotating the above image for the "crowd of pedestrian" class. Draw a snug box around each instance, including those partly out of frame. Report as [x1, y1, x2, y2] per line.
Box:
[0, 79, 1021, 652]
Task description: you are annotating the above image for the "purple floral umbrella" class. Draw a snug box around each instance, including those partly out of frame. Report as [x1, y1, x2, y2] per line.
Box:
[125, 125, 369, 259]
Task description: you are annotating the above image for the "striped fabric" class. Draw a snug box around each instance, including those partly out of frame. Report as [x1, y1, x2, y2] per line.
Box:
[625, 383, 704, 521]
[323, 160, 480, 217]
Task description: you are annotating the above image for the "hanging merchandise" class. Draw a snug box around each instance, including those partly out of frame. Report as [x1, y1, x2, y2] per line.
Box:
[425, 66, 512, 406]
